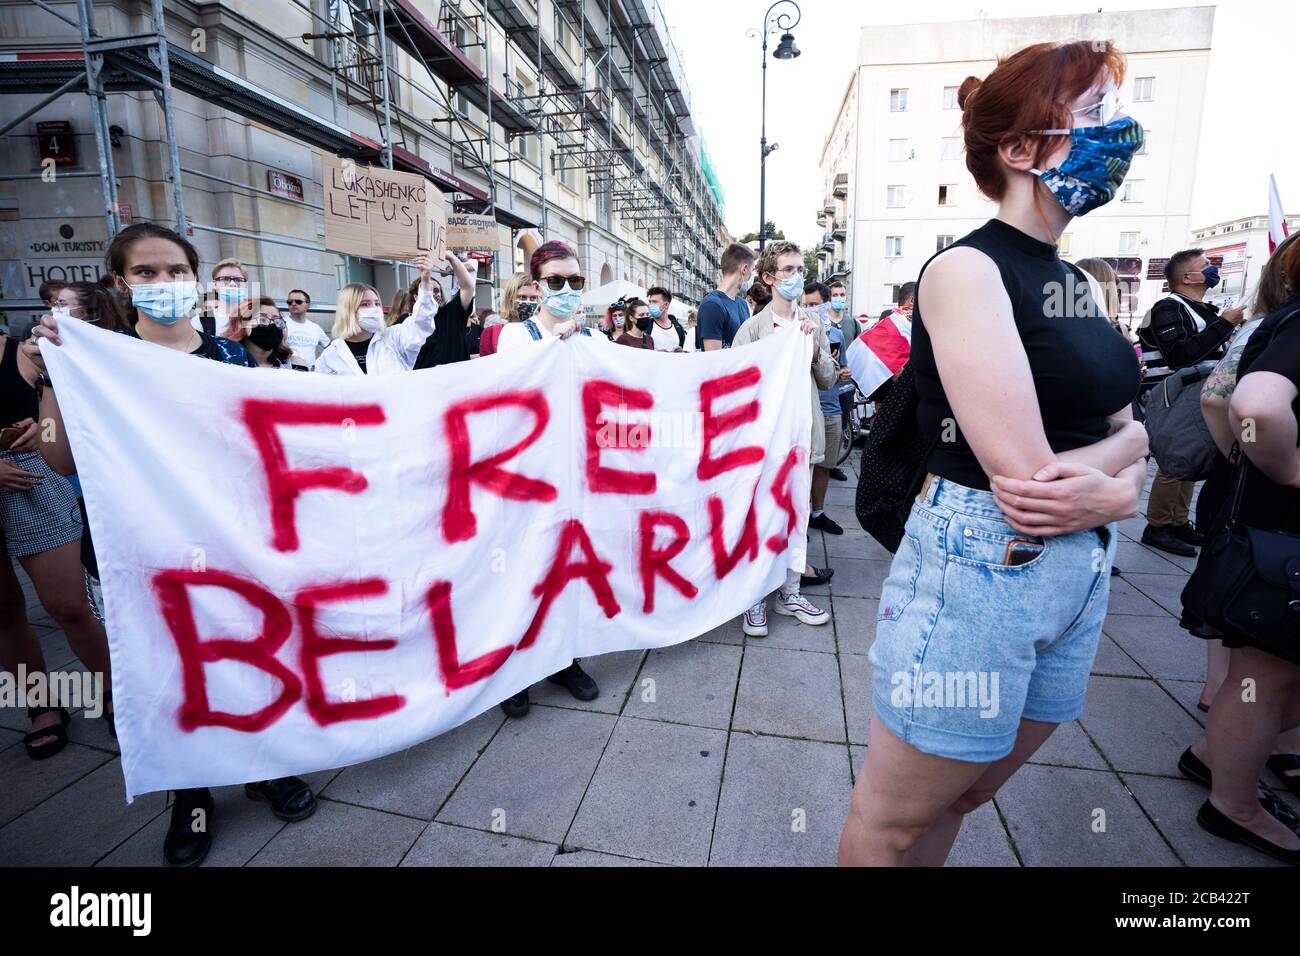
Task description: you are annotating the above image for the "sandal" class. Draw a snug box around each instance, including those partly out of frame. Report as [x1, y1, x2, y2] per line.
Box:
[1266, 754, 1300, 797]
[23, 706, 71, 761]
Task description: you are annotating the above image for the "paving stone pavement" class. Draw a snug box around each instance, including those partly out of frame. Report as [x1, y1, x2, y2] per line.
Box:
[1, 458, 1290, 867]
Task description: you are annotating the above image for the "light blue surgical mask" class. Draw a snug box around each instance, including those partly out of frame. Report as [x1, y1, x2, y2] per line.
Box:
[649, 306, 662, 319]
[216, 285, 247, 307]
[777, 274, 804, 302]
[830, 297, 846, 312]
[129, 281, 200, 325]
[542, 284, 582, 319]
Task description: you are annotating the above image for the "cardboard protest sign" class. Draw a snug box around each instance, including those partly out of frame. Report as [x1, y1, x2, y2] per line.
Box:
[323, 154, 447, 261]
[43, 321, 814, 799]
[445, 213, 499, 252]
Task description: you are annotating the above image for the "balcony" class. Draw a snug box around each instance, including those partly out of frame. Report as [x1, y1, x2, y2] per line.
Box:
[816, 210, 827, 227]
[822, 196, 836, 215]
[833, 172, 849, 198]
[821, 234, 835, 252]
[832, 221, 847, 241]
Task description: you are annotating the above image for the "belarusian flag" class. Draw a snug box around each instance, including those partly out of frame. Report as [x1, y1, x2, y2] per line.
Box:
[1269, 174, 1289, 254]
[847, 311, 911, 397]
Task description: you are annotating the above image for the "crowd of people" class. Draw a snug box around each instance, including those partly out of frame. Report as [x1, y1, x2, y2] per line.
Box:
[7, 35, 1299, 869]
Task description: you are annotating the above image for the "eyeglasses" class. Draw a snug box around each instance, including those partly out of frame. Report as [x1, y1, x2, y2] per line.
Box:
[245, 315, 286, 329]
[286, 298, 307, 306]
[1032, 89, 1124, 135]
[772, 265, 806, 278]
[213, 276, 247, 286]
[538, 274, 586, 292]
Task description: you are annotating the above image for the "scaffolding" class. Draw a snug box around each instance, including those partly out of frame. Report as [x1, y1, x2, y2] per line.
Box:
[1, 0, 727, 303]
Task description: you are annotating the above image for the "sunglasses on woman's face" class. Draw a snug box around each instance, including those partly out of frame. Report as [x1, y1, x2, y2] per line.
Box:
[538, 274, 586, 292]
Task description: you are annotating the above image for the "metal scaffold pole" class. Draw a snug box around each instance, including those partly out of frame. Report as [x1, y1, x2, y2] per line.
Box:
[76, 0, 120, 238]
[150, 0, 187, 235]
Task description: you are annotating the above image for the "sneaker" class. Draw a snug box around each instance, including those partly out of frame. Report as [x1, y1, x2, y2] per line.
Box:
[829, 468, 849, 482]
[742, 600, 768, 637]
[500, 689, 530, 718]
[1141, 524, 1196, 557]
[774, 591, 830, 626]
[809, 512, 844, 535]
[1170, 522, 1207, 547]
[546, 661, 599, 701]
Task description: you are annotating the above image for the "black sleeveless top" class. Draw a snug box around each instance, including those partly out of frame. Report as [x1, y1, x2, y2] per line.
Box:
[910, 219, 1141, 490]
[0, 337, 39, 428]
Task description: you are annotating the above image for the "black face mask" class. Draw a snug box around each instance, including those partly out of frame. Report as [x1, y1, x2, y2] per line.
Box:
[635, 314, 652, 333]
[248, 324, 284, 351]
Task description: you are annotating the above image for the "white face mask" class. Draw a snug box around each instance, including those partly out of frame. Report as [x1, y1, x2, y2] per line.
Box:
[52, 306, 74, 323]
[739, 270, 755, 293]
[357, 306, 384, 333]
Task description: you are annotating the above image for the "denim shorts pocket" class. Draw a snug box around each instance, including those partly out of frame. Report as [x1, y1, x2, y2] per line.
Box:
[877, 531, 923, 622]
[947, 515, 1048, 571]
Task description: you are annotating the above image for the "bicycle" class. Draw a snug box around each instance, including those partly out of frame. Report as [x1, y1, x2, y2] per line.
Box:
[836, 381, 875, 468]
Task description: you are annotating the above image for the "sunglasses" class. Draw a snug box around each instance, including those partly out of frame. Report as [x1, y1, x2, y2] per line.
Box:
[286, 298, 307, 305]
[538, 274, 586, 292]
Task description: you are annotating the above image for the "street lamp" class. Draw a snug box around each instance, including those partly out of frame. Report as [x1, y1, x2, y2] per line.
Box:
[749, 0, 801, 252]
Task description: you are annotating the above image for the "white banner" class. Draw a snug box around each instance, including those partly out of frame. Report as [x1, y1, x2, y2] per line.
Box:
[43, 321, 814, 799]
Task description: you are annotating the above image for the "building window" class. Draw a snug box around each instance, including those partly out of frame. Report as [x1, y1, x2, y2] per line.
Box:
[554, 10, 579, 63]
[454, 91, 471, 119]
[515, 134, 536, 165]
[889, 88, 908, 111]
[1121, 179, 1143, 203]
[1136, 130, 1149, 155]
[1059, 233, 1072, 255]
[888, 138, 908, 162]
[1134, 76, 1154, 101]
[1119, 231, 1140, 254]
[938, 184, 954, 206]
[935, 235, 954, 252]
[886, 236, 903, 258]
[940, 136, 961, 161]
[886, 185, 905, 208]
[887, 284, 904, 305]
[943, 85, 959, 110]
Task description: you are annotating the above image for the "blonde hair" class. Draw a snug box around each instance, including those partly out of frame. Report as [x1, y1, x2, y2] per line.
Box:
[332, 282, 380, 339]
[211, 258, 247, 281]
[500, 272, 534, 323]
[388, 287, 412, 327]
[1074, 257, 1121, 322]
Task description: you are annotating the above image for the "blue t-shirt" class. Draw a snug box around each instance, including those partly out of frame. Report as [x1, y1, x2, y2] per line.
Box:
[697, 290, 749, 349]
[818, 325, 848, 416]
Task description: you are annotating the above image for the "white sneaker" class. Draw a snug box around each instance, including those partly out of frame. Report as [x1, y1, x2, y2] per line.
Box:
[774, 591, 830, 626]
[742, 600, 768, 637]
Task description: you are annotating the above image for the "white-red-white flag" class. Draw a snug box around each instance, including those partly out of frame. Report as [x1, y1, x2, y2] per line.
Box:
[846, 310, 911, 397]
[1269, 174, 1289, 254]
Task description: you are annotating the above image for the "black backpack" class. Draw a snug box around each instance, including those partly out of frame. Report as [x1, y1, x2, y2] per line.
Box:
[854, 362, 936, 553]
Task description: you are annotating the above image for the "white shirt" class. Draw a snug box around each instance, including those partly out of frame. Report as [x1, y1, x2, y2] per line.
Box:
[496, 318, 613, 353]
[314, 290, 437, 376]
[284, 316, 331, 369]
[649, 319, 679, 351]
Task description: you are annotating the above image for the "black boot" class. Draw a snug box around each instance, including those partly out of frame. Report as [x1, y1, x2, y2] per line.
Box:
[245, 777, 317, 821]
[164, 787, 214, 867]
[500, 688, 530, 718]
[1141, 524, 1196, 557]
[800, 566, 834, 587]
[547, 661, 599, 701]
[1170, 521, 1207, 547]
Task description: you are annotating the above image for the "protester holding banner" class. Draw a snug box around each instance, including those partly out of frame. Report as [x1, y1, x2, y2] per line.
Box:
[480, 272, 539, 358]
[315, 252, 442, 376]
[0, 312, 113, 759]
[26, 222, 318, 864]
[493, 239, 601, 717]
[732, 240, 835, 637]
[838, 40, 1150, 867]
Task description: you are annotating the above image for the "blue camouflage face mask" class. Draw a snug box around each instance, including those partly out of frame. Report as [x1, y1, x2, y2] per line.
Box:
[129, 281, 200, 325]
[1029, 116, 1145, 216]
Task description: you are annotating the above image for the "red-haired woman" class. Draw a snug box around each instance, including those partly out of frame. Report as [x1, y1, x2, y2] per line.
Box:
[492, 239, 605, 718]
[838, 41, 1151, 865]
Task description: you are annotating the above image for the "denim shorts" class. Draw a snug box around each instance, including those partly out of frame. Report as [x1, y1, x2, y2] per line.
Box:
[868, 475, 1116, 763]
